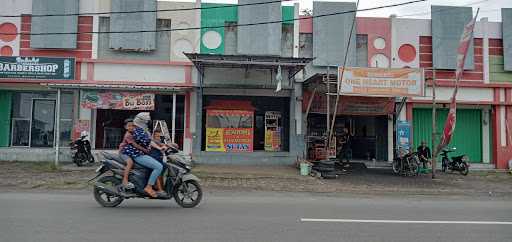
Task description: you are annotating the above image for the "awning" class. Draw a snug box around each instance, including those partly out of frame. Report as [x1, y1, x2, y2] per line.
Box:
[303, 92, 395, 116]
[185, 53, 313, 79]
[42, 82, 191, 92]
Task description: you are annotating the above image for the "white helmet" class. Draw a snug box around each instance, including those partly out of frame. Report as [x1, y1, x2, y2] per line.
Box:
[80, 131, 89, 138]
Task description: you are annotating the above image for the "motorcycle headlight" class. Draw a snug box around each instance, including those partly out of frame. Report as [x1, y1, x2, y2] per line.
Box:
[462, 155, 469, 162]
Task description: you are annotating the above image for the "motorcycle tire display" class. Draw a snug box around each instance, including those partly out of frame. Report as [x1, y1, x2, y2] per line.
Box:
[173, 180, 202, 208]
[460, 162, 469, 176]
[93, 176, 124, 207]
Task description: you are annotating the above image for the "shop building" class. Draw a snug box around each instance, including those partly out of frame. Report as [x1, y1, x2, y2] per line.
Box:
[0, 0, 200, 162]
[299, 3, 512, 169]
[187, 1, 311, 164]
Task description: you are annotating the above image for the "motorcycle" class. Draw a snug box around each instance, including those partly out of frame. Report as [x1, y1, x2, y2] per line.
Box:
[70, 132, 94, 167]
[90, 146, 202, 208]
[440, 147, 469, 176]
[392, 148, 420, 176]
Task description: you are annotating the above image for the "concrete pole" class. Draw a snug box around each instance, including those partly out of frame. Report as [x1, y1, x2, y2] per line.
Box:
[326, 66, 330, 146]
[171, 93, 176, 143]
[55, 89, 61, 167]
[431, 70, 437, 179]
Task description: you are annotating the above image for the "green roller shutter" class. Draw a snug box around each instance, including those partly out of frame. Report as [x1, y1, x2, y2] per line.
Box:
[0, 91, 12, 147]
[413, 108, 482, 163]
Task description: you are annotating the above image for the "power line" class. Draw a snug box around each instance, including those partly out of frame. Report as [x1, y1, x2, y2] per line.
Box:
[2, 0, 427, 36]
[0, 0, 296, 18]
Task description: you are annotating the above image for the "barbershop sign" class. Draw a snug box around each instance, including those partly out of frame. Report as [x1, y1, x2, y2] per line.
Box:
[0, 56, 75, 80]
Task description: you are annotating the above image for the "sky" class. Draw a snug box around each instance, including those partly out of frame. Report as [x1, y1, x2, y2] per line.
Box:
[162, 0, 511, 21]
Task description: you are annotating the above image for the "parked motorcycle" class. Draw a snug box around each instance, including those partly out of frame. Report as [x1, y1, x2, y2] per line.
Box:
[440, 148, 469, 176]
[90, 146, 202, 208]
[392, 148, 420, 176]
[70, 132, 94, 167]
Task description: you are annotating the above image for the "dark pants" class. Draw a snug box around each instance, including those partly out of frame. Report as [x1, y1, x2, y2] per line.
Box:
[337, 148, 352, 163]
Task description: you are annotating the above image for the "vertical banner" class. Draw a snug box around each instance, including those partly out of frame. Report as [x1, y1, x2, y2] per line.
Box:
[396, 120, 411, 151]
[205, 110, 254, 152]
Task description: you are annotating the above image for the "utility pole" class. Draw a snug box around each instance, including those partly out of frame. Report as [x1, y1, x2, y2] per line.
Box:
[326, 66, 330, 148]
[431, 69, 437, 179]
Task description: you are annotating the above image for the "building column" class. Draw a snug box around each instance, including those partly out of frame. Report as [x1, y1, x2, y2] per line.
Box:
[387, 117, 394, 162]
[482, 108, 490, 163]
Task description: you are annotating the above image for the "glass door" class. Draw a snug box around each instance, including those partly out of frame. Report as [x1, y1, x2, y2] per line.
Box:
[30, 99, 56, 147]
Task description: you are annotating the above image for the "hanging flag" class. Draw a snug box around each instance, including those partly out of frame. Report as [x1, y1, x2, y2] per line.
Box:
[275, 65, 282, 92]
[437, 9, 479, 153]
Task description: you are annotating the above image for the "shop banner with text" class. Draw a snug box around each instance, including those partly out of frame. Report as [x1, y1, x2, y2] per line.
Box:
[0, 56, 74, 80]
[339, 67, 424, 97]
[206, 109, 254, 152]
[81, 91, 155, 110]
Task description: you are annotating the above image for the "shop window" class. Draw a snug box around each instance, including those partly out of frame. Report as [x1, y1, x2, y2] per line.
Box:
[10, 91, 74, 148]
[356, 34, 368, 67]
[202, 96, 290, 152]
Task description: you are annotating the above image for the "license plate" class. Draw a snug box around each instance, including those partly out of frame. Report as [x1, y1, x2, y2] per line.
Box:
[95, 165, 104, 173]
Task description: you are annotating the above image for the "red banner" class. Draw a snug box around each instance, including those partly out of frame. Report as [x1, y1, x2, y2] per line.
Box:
[438, 10, 479, 152]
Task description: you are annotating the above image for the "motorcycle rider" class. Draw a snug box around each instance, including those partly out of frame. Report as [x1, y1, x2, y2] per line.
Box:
[121, 112, 163, 198]
[417, 140, 431, 169]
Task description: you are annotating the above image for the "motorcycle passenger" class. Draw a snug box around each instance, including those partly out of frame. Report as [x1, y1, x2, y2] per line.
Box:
[118, 118, 136, 190]
[417, 141, 431, 169]
[122, 112, 163, 198]
[149, 129, 170, 194]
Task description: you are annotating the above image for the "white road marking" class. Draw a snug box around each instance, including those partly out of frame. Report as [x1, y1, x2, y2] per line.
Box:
[300, 218, 512, 225]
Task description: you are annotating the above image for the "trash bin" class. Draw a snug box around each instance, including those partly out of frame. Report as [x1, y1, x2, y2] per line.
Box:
[300, 163, 311, 176]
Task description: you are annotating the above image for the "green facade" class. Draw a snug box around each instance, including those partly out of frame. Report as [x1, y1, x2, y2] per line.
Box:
[489, 56, 512, 82]
[412, 108, 483, 163]
[200, 4, 295, 54]
[0, 90, 11, 147]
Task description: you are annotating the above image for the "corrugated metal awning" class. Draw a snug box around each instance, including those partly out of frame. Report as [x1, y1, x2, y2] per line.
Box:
[42, 83, 191, 92]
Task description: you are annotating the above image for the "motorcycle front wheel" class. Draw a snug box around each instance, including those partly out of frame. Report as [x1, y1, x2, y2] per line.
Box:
[442, 158, 448, 172]
[174, 180, 202, 208]
[459, 162, 469, 176]
[93, 176, 124, 207]
[392, 159, 401, 175]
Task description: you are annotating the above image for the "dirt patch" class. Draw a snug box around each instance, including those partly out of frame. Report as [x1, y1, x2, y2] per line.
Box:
[1, 161, 511, 198]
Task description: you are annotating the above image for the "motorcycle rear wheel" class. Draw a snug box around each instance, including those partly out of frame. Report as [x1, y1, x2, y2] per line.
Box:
[460, 162, 469, 176]
[93, 176, 124, 207]
[174, 180, 202, 208]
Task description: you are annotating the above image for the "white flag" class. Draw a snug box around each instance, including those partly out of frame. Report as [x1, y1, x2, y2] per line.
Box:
[275, 65, 282, 92]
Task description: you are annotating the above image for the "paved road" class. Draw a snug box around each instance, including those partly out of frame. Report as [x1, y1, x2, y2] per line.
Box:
[1, 191, 511, 242]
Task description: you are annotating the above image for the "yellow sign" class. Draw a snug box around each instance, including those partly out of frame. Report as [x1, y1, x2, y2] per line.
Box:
[339, 67, 424, 97]
[205, 128, 224, 152]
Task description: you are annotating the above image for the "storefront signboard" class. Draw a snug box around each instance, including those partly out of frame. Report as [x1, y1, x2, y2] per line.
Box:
[0, 56, 75, 80]
[338, 67, 424, 97]
[264, 111, 282, 151]
[396, 120, 411, 151]
[81, 91, 155, 110]
[205, 110, 254, 152]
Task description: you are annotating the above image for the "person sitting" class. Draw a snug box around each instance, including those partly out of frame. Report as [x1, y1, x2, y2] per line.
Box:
[149, 129, 170, 194]
[118, 118, 137, 190]
[122, 112, 163, 198]
[417, 141, 431, 169]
